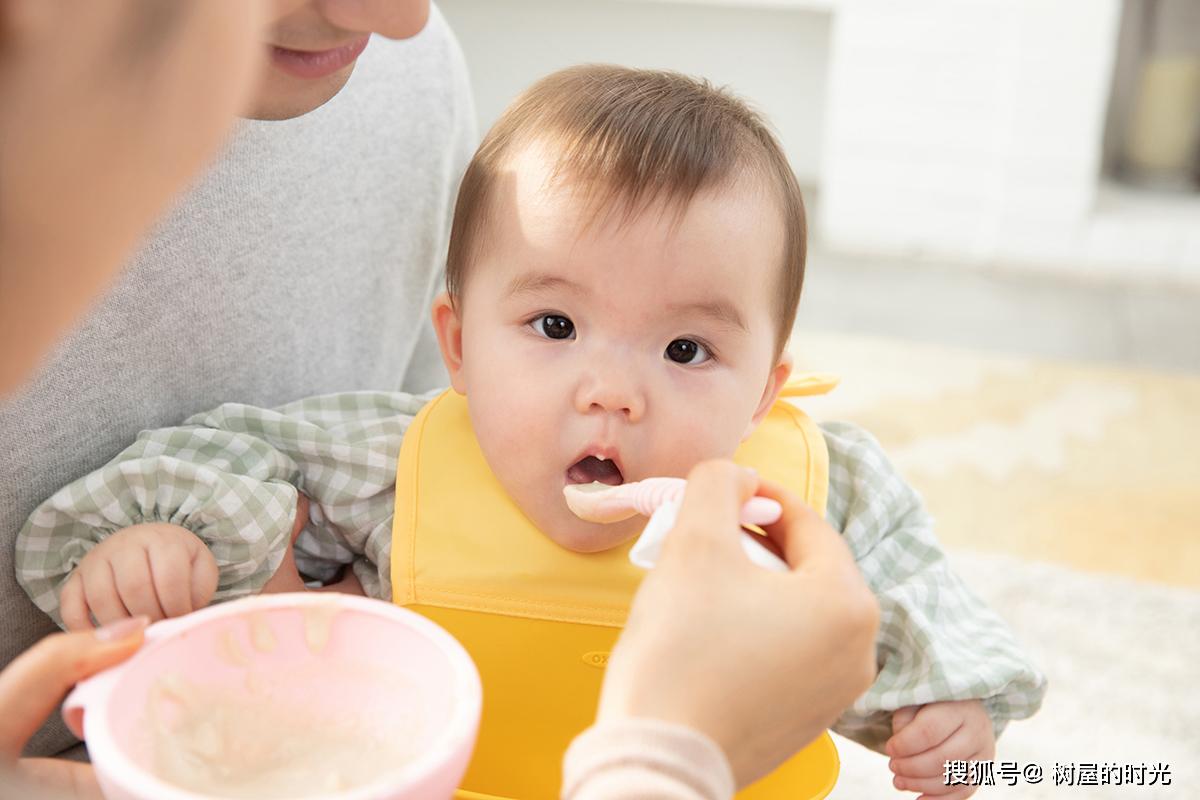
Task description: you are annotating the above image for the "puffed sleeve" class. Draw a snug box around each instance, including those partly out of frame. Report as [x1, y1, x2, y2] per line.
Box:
[16, 391, 431, 626]
[820, 421, 1047, 751]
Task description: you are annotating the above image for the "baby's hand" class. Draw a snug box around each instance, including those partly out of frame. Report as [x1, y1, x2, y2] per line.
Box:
[886, 699, 996, 800]
[59, 523, 218, 631]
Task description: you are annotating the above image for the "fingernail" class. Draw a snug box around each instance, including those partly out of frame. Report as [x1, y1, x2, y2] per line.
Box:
[741, 466, 758, 481]
[95, 616, 149, 642]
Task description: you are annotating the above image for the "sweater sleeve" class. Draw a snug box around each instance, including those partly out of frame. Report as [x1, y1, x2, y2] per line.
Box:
[820, 421, 1048, 752]
[15, 391, 429, 625]
[562, 719, 735, 800]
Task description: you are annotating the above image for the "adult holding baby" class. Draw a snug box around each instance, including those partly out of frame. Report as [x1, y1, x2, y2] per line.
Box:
[1, 0, 474, 757]
[0, 0, 880, 797]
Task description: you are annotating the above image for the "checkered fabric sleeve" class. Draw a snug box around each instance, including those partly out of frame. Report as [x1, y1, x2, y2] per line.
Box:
[819, 421, 1047, 752]
[15, 391, 434, 627]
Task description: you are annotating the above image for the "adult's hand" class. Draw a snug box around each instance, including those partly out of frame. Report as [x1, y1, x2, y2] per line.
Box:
[597, 461, 879, 788]
[0, 619, 147, 800]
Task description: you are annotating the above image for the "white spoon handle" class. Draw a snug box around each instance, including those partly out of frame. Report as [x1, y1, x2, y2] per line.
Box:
[628, 500, 789, 573]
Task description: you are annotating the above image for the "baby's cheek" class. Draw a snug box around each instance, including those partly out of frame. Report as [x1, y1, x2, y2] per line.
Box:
[655, 430, 739, 477]
[476, 395, 541, 449]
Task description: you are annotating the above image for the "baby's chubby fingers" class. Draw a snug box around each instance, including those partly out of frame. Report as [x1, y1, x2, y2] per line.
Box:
[891, 704, 920, 736]
[147, 528, 218, 617]
[890, 724, 978, 778]
[893, 773, 956, 796]
[886, 703, 963, 758]
[187, 538, 218, 611]
[109, 541, 167, 621]
[919, 789, 976, 800]
[58, 572, 92, 631]
[148, 541, 195, 619]
[78, 555, 130, 626]
[894, 771, 977, 800]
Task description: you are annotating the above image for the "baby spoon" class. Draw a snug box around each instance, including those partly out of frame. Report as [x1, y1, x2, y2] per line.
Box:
[562, 478, 789, 572]
[563, 477, 781, 525]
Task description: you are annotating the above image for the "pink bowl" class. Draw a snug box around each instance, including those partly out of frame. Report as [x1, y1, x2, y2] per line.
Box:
[64, 593, 481, 800]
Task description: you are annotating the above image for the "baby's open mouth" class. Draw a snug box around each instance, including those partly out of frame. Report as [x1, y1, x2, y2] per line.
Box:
[566, 455, 624, 486]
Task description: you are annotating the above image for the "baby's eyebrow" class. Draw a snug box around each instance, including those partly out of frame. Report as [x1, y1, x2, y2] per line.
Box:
[666, 299, 747, 333]
[505, 272, 587, 299]
[506, 272, 746, 333]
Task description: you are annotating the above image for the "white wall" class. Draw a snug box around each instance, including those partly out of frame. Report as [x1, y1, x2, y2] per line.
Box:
[438, 0, 1200, 283]
[821, 0, 1124, 260]
[818, 0, 1200, 284]
[437, 0, 834, 183]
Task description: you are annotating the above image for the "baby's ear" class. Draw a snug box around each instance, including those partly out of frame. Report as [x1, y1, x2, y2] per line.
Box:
[431, 291, 467, 394]
[743, 351, 793, 440]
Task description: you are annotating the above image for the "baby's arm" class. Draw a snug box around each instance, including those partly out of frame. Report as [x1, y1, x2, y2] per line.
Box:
[819, 422, 1047, 759]
[16, 391, 430, 627]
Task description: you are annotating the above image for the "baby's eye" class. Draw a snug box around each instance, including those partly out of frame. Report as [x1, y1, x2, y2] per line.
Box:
[665, 339, 711, 365]
[530, 314, 575, 340]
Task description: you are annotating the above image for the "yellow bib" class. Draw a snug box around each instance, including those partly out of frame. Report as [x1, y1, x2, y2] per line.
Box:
[392, 375, 840, 800]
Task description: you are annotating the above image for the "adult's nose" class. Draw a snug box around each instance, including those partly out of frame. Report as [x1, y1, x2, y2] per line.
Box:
[315, 0, 430, 39]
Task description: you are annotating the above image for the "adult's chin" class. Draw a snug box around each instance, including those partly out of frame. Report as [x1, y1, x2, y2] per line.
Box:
[242, 61, 358, 120]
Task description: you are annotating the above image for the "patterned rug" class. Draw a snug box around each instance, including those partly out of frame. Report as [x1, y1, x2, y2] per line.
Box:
[785, 332, 1199, 798]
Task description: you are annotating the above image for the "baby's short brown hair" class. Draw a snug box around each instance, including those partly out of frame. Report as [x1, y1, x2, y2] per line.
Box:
[446, 64, 806, 353]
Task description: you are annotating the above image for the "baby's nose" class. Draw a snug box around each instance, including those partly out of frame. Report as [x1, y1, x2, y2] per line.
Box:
[574, 372, 645, 423]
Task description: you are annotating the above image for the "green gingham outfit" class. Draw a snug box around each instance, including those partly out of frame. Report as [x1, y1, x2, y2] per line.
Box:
[15, 391, 1046, 752]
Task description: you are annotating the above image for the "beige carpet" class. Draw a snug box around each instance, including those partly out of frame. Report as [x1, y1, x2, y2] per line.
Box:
[784, 332, 1200, 798]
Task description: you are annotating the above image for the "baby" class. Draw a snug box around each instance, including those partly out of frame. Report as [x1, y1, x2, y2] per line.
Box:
[18, 65, 1044, 794]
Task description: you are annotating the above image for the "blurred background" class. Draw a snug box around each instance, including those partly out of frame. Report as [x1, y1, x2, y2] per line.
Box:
[440, 0, 1199, 371]
[439, 1, 1198, 797]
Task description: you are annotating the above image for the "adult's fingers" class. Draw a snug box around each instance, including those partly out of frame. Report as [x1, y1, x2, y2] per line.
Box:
[663, 460, 758, 560]
[754, 476, 856, 572]
[15, 757, 105, 800]
[58, 573, 92, 631]
[0, 620, 146, 759]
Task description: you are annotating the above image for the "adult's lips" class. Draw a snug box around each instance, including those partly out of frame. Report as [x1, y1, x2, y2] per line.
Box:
[269, 35, 371, 80]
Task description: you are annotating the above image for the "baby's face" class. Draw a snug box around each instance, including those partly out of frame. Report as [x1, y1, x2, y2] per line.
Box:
[435, 144, 791, 551]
